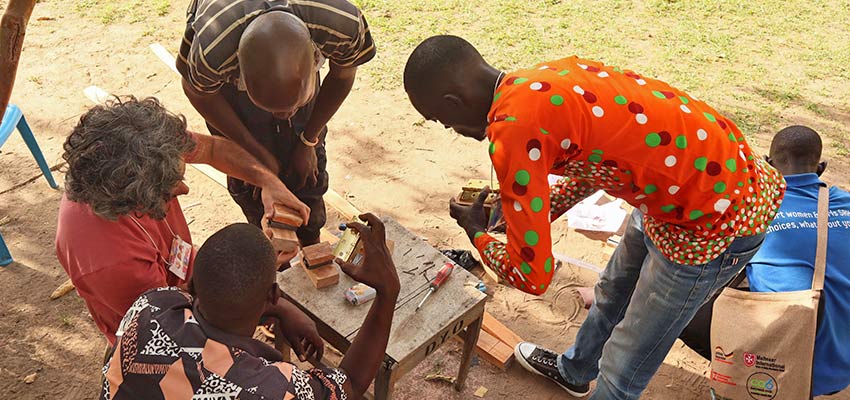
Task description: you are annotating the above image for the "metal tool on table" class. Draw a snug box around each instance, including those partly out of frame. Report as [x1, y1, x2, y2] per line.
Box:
[333, 217, 364, 264]
[415, 262, 456, 312]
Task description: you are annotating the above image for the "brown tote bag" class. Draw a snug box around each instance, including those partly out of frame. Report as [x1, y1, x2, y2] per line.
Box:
[709, 186, 829, 400]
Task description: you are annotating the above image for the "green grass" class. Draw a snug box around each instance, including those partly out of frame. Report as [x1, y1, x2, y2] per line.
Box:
[351, 0, 850, 159]
[68, 0, 850, 163]
[74, 0, 171, 24]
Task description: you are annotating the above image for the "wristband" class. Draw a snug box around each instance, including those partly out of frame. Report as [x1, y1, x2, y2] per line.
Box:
[299, 131, 319, 147]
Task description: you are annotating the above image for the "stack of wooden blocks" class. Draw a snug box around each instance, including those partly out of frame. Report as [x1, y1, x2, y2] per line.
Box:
[301, 242, 339, 289]
[265, 204, 302, 253]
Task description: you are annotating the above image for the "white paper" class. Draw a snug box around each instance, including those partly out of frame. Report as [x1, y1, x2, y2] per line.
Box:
[564, 190, 627, 232]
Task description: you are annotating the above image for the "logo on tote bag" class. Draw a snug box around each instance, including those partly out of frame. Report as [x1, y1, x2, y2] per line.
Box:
[714, 347, 734, 364]
[744, 352, 757, 367]
[746, 372, 777, 399]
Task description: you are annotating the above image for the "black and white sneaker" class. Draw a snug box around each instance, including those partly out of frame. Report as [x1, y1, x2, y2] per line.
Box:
[515, 342, 591, 397]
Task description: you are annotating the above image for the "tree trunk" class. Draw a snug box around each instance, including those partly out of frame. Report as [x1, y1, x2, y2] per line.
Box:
[0, 0, 37, 116]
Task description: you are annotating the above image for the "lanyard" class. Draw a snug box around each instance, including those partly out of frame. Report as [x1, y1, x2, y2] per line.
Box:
[128, 215, 178, 264]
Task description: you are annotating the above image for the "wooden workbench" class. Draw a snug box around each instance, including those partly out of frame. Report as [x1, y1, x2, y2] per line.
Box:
[278, 216, 487, 399]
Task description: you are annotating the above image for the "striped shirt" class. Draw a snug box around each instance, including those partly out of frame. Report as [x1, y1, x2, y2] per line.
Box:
[178, 0, 376, 93]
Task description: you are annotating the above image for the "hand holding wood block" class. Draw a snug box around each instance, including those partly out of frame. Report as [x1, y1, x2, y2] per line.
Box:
[262, 217, 299, 253]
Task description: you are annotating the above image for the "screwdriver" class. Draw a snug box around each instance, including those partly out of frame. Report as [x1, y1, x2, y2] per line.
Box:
[415, 262, 455, 312]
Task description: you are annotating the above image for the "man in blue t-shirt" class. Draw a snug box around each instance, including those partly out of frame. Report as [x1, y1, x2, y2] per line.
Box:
[680, 125, 850, 396]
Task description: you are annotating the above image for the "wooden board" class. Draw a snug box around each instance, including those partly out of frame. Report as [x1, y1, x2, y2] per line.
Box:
[474, 329, 514, 370]
[482, 312, 523, 349]
[452, 326, 514, 371]
[278, 216, 487, 366]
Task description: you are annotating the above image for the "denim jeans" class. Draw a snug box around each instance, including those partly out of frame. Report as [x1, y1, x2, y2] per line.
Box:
[559, 210, 765, 399]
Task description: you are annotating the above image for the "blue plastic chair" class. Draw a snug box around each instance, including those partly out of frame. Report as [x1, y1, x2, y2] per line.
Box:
[1, 104, 58, 189]
[1, 232, 11, 266]
[1, 104, 59, 267]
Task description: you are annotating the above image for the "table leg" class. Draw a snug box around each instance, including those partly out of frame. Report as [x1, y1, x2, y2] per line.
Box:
[374, 360, 395, 400]
[454, 315, 483, 391]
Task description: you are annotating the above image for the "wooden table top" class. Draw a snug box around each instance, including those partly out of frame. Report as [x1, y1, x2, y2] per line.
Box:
[277, 216, 487, 363]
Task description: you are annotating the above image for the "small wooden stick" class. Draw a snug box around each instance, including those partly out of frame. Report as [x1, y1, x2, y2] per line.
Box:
[49, 279, 75, 300]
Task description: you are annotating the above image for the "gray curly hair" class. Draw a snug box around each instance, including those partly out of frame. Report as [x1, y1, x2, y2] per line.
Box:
[63, 97, 196, 220]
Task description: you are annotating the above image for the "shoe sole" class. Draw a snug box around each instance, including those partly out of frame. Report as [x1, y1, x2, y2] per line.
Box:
[513, 345, 590, 398]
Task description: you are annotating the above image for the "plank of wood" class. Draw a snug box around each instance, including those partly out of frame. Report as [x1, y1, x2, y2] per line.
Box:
[190, 163, 227, 187]
[302, 262, 339, 289]
[453, 327, 514, 370]
[320, 228, 340, 245]
[324, 189, 361, 220]
[149, 43, 180, 75]
[49, 279, 75, 300]
[482, 312, 523, 349]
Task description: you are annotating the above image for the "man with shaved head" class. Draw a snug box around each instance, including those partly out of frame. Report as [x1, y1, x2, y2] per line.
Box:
[680, 125, 850, 397]
[403, 35, 785, 398]
[177, 0, 375, 246]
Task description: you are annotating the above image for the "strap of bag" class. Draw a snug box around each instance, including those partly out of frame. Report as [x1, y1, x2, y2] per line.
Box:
[812, 185, 829, 291]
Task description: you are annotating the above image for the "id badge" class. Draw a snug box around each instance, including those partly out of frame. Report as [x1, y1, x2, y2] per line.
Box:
[168, 236, 192, 280]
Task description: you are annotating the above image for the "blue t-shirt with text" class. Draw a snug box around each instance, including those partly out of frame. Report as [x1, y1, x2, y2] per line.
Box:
[746, 173, 850, 396]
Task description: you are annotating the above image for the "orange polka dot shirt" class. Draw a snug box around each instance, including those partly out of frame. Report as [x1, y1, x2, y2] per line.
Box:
[474, 56, 786, 295]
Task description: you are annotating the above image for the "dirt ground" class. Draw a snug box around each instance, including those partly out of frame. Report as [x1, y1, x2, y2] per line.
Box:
[1, 0, 849, 399]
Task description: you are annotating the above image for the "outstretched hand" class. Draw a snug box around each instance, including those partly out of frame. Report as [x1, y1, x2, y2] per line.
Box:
[260, 183, 311, 225]
[287, 144, 319, 191]
[449, 186, 490, 241]
[335, 213, 400, 298]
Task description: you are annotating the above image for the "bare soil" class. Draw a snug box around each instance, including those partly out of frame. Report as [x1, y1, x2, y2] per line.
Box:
[1, 0, 848, 398]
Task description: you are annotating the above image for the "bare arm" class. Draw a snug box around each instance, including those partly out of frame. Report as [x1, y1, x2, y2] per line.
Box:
[301, 64, 357, 143]
[0, 0, 36, 113]
[288, 64, 358, 190]
[335, 214, 400, 396]
[187, 133, 310, 223]
[180, 77, 281, 174]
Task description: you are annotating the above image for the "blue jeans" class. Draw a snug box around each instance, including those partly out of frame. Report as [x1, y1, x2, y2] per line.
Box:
[559, 210, 765, 399]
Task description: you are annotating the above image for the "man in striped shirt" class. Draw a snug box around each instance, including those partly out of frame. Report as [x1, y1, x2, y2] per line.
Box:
[177, 0, 375, 246]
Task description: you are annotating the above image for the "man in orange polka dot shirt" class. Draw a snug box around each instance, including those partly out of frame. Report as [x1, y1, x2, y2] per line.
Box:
[404, 36, 785, 399]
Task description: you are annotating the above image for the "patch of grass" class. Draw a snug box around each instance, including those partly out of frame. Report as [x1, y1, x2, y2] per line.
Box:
[65, 0, 849, 167]
[154, 0, 171, 16]
[60, 315, 74, 328]
[73, 0, 174, 25]
[99, 4, 118, 24]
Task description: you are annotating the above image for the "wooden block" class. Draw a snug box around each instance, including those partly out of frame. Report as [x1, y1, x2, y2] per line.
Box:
[303, 242, 334, 268]
[269, 226, 299, 253]
[49, 279, 75, 300]
[474, 329, 514, 370]
[453, 323, 514, 370]
[272, 203, 303, 228]
[482, 312, 523, 349]
[302, 262, 339, 289]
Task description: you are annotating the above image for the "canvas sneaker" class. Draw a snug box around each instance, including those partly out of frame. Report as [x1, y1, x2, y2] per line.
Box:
[514, 342, 591, 397]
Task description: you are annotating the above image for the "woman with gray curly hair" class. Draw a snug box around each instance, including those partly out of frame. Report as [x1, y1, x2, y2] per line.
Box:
[55, 97, 317, 347]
